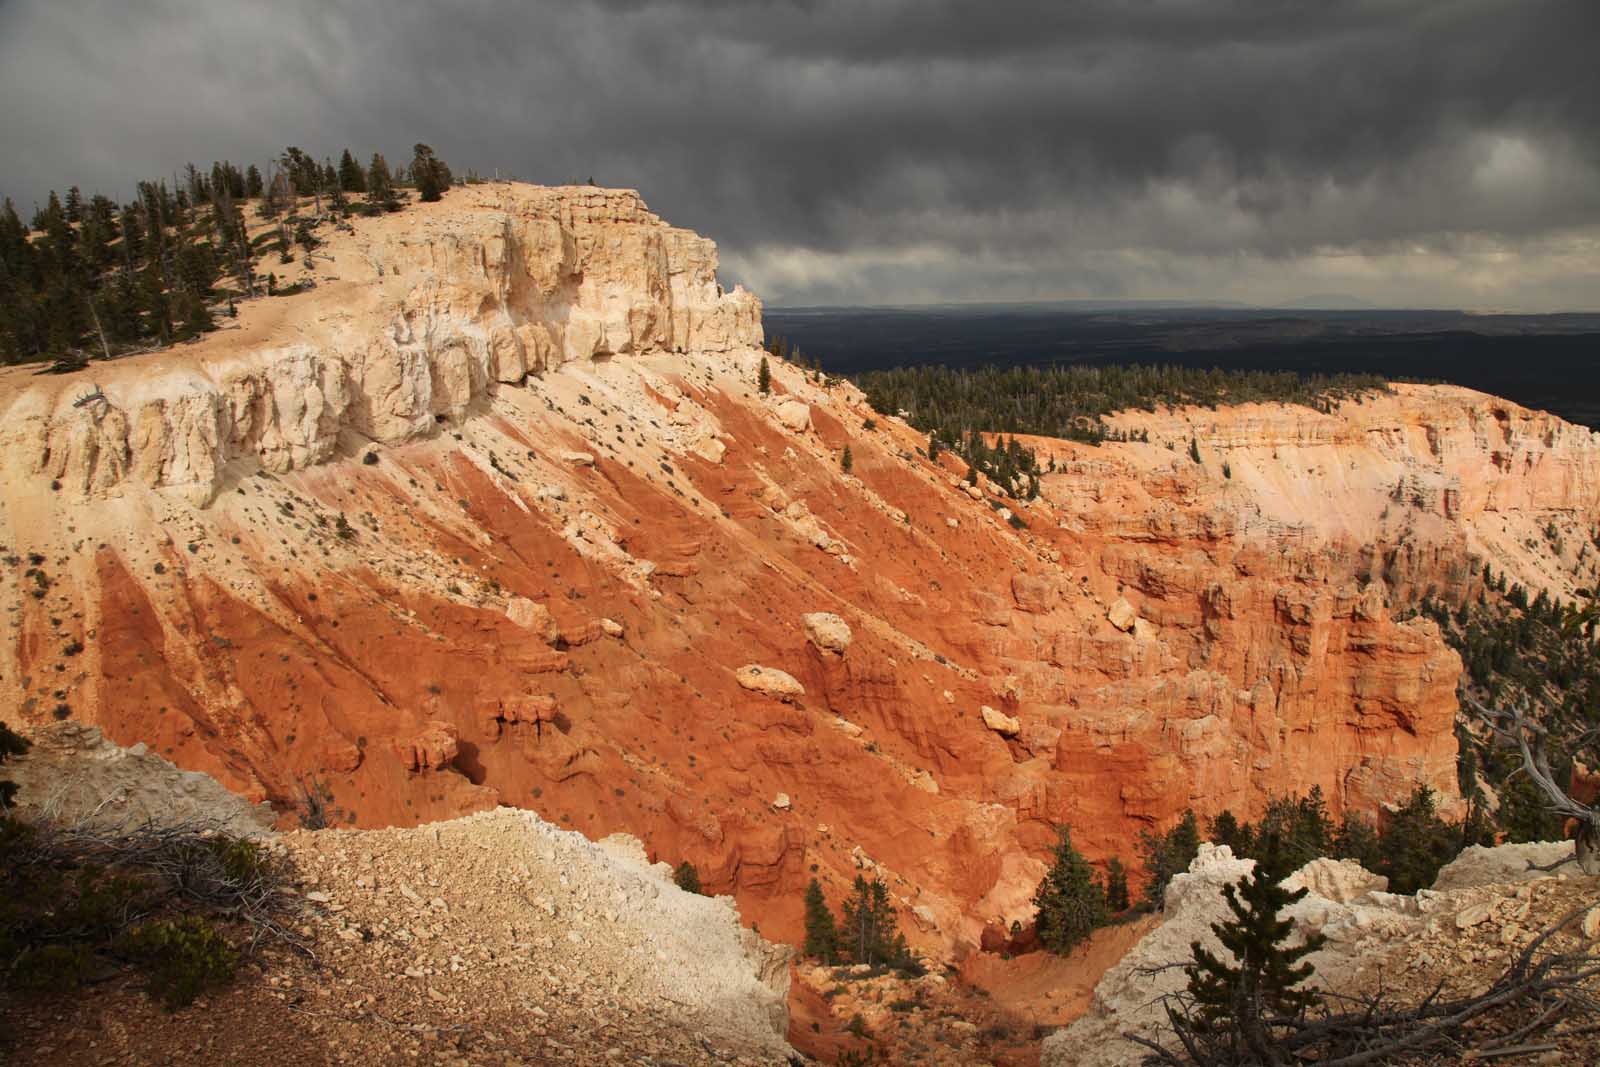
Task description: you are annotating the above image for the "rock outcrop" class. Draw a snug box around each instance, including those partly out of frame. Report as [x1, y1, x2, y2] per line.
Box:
[736, 665, 806, 701]
[802, 612, 852, 655]
[981, 705, 1022, 737]
[1041, 842, 1600, 1067]
[6, 722, 275, 836]
[4, 184, 759, 506]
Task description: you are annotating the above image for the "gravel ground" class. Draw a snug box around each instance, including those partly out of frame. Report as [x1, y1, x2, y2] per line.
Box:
[10, 807, 798, 1067]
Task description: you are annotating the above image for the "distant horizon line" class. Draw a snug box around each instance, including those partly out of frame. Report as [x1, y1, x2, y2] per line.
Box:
[763, 299, 1600, 316]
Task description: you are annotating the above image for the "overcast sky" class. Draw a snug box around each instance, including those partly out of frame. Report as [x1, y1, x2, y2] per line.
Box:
[2, 0, 1596, 310]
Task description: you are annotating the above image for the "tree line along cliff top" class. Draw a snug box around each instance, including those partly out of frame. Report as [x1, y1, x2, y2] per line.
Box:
[0, 143, 461, 370]
[855, 361, 1391, 447]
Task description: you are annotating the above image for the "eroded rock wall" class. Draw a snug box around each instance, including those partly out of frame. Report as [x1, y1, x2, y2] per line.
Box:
[5, 185, 759, 506]
[2, 183, 1596, 962]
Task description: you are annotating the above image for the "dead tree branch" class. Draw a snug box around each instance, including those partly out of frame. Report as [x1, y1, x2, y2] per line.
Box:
[1465, 695, 1600, 875]
[1129, 906, 1600, 1066]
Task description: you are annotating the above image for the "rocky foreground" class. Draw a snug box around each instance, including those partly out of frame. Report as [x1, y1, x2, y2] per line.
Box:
[3, 180, 1599, 976]
[1045, 842, 1600, 1067]
[9, 725, 795, 1067]
[11, 724, 1592, 1067]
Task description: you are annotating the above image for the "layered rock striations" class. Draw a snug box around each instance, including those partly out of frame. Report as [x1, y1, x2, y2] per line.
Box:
[3, 182, 1598, 961]
[14, 185, 759, 506]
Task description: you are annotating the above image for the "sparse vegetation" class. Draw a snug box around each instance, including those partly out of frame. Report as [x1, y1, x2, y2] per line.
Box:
[0, 802, 293, 1010]
[1412, 570, 1600, 847]
[1203, 785, 1487, 895]
[1138, 809, 1202, 910]
[803, 876, 919, 973]
[118, 915, 239, 1009]
[2, 142, 454, 367]
[1138, 851, 1600, 1065]
[1032, 825, 1108, 954]
[672, 860, 702, 895]
[803, 877, 841, 963]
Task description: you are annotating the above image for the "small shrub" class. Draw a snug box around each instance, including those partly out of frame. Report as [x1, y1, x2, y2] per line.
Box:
[119, 917, 238, 1009]
[12, 943, 94, 992]
[845, 1013, 869, 1038]
[672, 860, 702, 895]
[62, 867, 154, 938]
[198, 834, 273, 886]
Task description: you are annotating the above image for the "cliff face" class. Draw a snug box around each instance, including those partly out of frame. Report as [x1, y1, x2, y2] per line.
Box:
[1102, 390, 1600, 605]
[14, 185, 759, 505]
[3, 183, 1596, 959]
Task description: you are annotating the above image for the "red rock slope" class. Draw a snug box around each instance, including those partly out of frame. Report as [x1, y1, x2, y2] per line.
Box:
[3, 182, 1598, 958]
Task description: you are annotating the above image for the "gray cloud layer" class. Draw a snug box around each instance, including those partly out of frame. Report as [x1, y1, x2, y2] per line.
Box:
[3, 0, 1597, 308]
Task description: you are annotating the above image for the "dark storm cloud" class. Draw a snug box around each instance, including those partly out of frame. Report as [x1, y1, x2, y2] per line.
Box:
[2, 0, 1597, 308]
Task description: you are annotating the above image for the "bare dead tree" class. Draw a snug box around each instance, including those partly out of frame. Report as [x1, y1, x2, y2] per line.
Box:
[1466, 695, 1600, 876]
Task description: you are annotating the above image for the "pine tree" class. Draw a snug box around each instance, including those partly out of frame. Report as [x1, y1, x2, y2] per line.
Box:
[1208, 810, 1253, 856]
[803, 879, 841, 963]
[841, 445, 853, 473]
[1332, 813, 1382, 871]
[178, 289, 214, 338]
[1105, 857, 1130, 912]
[1182, 833, 1326, 1060]
[411, 143, 450, 202]
[367, 154, 398, 211]
[758, 355, 771, 394]
[839, 876, 910, 968]
[1033, 826, 1107, 954]
[1139, 809, 1201, 910]
[245, 165, 264, 198]
[1255, 787, 1334, 866]
[338, 149, 366, 193]
[1376, 786, 1458, 893]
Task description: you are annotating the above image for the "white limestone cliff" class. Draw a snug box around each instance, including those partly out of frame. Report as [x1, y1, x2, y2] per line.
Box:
[3, 184, 761, 505]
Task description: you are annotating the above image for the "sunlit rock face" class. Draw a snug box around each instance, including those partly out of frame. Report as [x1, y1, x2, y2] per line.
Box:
[4, 180, 1597, 958]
